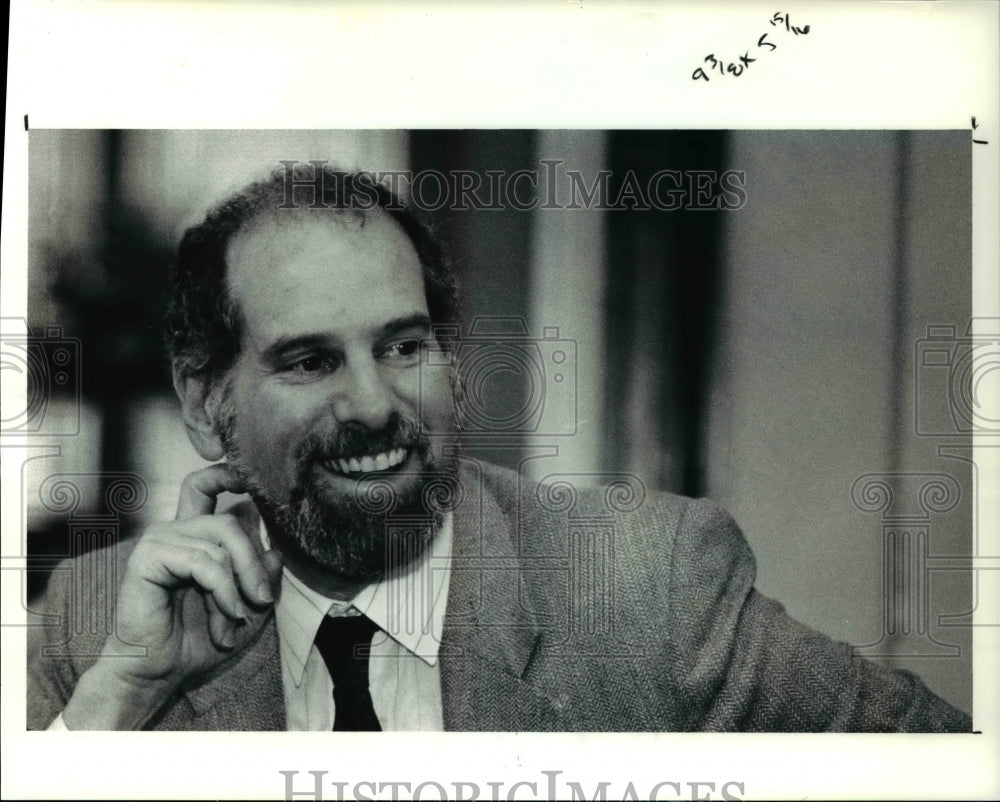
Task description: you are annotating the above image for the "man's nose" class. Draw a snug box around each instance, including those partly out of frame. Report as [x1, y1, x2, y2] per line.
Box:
[332, 359, 394, 430]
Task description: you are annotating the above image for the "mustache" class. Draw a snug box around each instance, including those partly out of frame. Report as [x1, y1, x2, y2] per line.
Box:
[295, 413, 426, 465]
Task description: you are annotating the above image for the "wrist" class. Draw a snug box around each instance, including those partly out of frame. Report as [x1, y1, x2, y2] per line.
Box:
[62, 662, 178, 730]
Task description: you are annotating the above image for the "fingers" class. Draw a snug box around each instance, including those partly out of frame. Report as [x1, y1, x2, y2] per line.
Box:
[180, 515, 274, 606]
[190, 549, 240, 650]
[126, 525, 282, 656]
[199, 550, 281, 651]
[192, 547, 282, 651]
[133, 538, 248, 621]
[204, 593, 238, 650]
[132, 512, 282, 621]
[122, 465, 282, 659]
[175, 464, 247, 521]
[105, 471, 281, 696]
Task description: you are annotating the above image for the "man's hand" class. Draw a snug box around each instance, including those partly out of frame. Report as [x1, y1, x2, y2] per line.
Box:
[61, 465, 282, 730]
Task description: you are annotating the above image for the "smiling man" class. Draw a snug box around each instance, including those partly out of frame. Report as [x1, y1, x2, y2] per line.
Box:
[199, 190, 460, 599]
[27, 165, 972, 732]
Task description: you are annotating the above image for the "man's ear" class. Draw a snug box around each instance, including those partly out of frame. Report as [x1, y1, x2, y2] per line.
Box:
[172, 365, 226, 461]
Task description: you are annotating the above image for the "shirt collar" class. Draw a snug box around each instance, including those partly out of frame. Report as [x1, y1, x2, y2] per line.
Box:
[261, 514, 453, 686]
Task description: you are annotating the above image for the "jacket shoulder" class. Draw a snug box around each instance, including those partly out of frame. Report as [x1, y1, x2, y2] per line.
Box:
[26, 536, 138, 729]
[472, 459, 743, 560]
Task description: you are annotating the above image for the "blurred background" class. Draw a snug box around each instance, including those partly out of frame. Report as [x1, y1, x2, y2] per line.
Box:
[20, 129, 973, 711]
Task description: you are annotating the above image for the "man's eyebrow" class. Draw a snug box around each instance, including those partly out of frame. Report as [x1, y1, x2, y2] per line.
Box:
[259, 333, 336, 365]
[377, 313, 433, 340]
[258, 314, 433, 364]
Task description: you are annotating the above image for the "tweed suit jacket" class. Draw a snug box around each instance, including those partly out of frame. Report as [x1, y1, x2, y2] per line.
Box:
[27, 460, 970, 731]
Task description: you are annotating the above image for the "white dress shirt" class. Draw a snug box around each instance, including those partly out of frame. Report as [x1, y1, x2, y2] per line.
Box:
[267, 514, 453, 731]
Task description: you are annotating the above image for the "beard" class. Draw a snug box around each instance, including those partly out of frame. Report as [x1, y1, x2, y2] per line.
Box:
[220, 411, 460, 585]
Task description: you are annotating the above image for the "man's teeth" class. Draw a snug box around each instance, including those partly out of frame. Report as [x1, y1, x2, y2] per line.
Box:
[327, 448, 408, 475]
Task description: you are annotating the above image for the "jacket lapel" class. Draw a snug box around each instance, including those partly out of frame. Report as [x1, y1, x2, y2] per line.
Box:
[440, 460, 581, 731]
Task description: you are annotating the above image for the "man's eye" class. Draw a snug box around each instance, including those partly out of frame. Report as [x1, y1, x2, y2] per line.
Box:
[383, 339, 422, 359]
[288, 355, 338, 374]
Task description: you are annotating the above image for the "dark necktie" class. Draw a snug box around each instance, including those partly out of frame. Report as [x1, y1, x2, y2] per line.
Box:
[313, 614, 383, 731]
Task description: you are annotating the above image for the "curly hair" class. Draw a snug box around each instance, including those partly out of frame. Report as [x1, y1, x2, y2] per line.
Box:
[164, 164, 459, 384]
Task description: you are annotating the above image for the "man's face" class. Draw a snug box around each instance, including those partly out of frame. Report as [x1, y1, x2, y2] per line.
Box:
[216, 208, 458, 582]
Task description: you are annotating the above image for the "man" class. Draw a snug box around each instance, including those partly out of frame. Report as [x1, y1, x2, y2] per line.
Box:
[27, 165, 971, 732]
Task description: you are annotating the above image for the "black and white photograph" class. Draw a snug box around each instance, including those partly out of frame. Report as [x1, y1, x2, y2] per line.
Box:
[3, 2, 998, 800]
